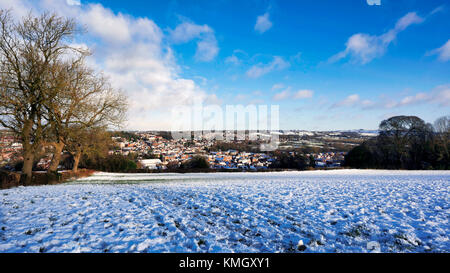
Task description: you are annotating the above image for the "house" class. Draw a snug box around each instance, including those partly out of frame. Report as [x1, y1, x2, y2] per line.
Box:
[315, 160, 326, 167]
[140, 159, 162, 170]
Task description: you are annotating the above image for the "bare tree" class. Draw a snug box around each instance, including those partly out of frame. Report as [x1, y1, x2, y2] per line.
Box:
[65, 126, 113, 172]
[433, 115, 449, 166]
[67, 78, 127, 171]
[0, 10, 80, 183]
[434, 115, 450, 134]
[378, 115, 433, 169]
[45, 57, 127, 173]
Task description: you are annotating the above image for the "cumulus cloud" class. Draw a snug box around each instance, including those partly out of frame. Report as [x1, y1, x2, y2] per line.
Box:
[330, 85, 450, 110]
[293, 89, 314, 99]
[253, 90, 263, 96]
[169, 21, 219, 62]
[246, 56, 290, 78]
[195, 36, 219, 62]
[427, 39, 450, 62]
[273, 89, 291, 101]
[433, 85, 450, 106]
[367, 87, 450, 109]
[366, 0, 381, 6]
[398, 93, 429, 106]
[329, 12, 424, 64]
[225, 55, 240, 65]
[331, 94, 361, 108]
[255, 12, 272, 33]
[85, 19, 212, 130]
[0, 0, 30, 18]
[225, 50, 247, 65]
[170, 22, 212, 43]
[272, 88, 314, 101]
[80, 5, 134, 44]
[271, 83, 284, 91]
[4, 0, 218, 130]
[235, 94, 248, 101]
[395, 86, 450, 107]
[66, 0, 81, 6]
[329, 94, 375, 109]
[394, 12, 424, 31]
[429, 5, 445, 16]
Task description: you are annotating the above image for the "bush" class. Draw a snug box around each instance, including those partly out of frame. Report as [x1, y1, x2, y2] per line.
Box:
[181, 156, 210, 169]
[344, 145, 375, 168]
[142, 153, 159, 159]
[270, 151, 308, 170]
[344, 115, 449, 170]
[80, 154, 137, 172]
[13, 160, 23, 172]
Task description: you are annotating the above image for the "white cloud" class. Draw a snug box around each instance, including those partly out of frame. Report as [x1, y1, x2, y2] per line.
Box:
[235, 94, 247, 101]
[78, 9, 215, 129]
[193, 76, 208, 86]
[330, 92, 426, 110]
[195, 35, 219, 62]
[433, 86, 450, 106]
[80, 4, 133, 44]
[429, 5, 445, 16]
[225, 49, 247, 65]
[394, 12, 424, 31]
[373, 86, 449, 109]
[293, 89, 314, 99]
[428, 39, 450, 62]
[249, 98, 265, 104]
[272, 88, 314, 101]
[331, 94, 361, 108]
[2, 0, 218, 130]
[271, 83, 284, 91]
[252, 90, 263, 96]
[205, 93, 222, 105]
[398, 86, 450, 107]
[225, 55, 240, 65]
[273, 90, 291, 101]
[398, 92, 429, 106]
[170, 21, 212, 43]
[361, 99, 376, 108]
[170, 21, 219, 62]
[366, 0, 381, 6]
[246, 56, 290, 78]
[66, 0, 80, 6]
[255, 12, 272, 34]
[0, 0, 30, 19]
[330, 12, 425, 64]
[330, 85, 450, 110]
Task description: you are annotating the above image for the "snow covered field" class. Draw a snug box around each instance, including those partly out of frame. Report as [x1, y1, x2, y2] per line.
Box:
[0, 170, 449, 253]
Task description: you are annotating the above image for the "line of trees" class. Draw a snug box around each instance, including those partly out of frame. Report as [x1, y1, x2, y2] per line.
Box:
[181, 155, 210, 169]
[344, 115, 449, 170]
[0, 10, 127, 183]
[269, 151, 309, 170]
[76, 153, 138, 173]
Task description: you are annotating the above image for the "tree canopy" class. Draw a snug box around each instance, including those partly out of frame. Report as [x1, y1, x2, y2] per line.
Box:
[0, 9, 127, 181]
[345, 115, 449, 170]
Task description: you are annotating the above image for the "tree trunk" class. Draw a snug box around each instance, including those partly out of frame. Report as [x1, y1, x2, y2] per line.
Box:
[72, 152, 81, 172]
[21, 120, 34, 185]
[48, 141, 65, 173]
[22, 148, 34, 185]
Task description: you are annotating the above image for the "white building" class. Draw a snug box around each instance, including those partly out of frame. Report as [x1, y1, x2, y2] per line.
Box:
[139, 159, 162, 170]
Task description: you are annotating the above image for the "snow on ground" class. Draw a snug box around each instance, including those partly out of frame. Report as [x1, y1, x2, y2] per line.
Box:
[0, 169, 449, 253]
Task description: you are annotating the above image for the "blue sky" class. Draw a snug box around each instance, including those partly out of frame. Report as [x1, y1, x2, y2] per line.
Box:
[3, 0, 449, 130]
